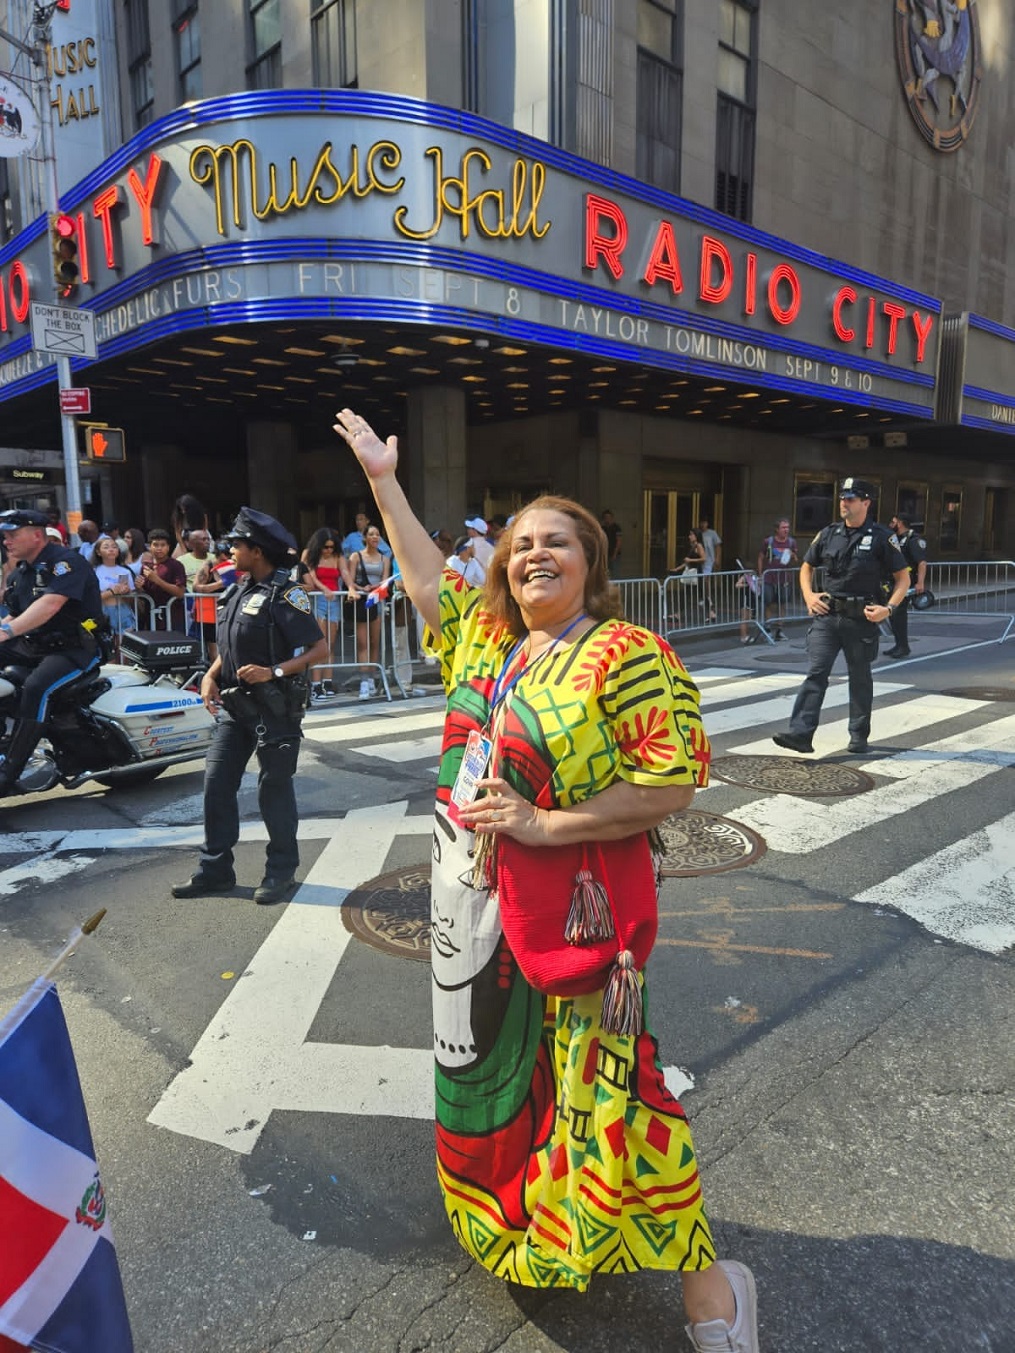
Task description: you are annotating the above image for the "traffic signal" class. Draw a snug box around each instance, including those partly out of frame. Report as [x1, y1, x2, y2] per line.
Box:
[50, 213, 79, 299]
[83, 426, 126, 463]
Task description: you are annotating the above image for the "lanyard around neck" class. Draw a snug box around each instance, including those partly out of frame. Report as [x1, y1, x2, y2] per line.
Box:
[488, 612, 586, 715]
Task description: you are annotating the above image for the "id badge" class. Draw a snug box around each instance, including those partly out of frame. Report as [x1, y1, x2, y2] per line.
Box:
[449, 729, 491, 824]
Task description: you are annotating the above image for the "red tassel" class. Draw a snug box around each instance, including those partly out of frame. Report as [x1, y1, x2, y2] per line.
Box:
[565, 867, 615, 944]
[600, 949, 643, 1036]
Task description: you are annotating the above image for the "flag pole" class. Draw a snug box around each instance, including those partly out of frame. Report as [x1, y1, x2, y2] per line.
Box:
[0, 909, 107, 1041]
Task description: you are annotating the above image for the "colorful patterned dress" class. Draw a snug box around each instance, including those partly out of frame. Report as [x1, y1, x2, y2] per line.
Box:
[429, 572, 714, 1291]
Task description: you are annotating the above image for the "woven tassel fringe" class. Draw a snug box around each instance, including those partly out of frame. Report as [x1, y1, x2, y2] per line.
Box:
[471, 829, 495, 890]
[600, 950, 643, 1037]
[565, 868, 615, 944]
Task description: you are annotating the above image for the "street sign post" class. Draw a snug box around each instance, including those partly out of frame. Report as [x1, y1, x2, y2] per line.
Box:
[30, 301, 97, 360]
[59, 386, 91, 415]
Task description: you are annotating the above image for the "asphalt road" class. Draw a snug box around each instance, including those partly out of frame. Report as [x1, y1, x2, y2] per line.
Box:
[1, 628, 1013, 1352]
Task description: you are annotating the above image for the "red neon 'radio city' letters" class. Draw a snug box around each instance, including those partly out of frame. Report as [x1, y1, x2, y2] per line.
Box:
[642, 220, 683, 293]
[699, 235, 733, 304]
[832, 285, 857, 341]
[126, 152, 164, 247]
[584, 194, 627, 279]
[767, 263, 801, 325]
[882, 301, 907, 355]
[93, 184, 121, 269]
[744, 252, 757, 316]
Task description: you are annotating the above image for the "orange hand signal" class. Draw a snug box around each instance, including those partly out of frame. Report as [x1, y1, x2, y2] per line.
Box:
[92, 431, 108, 457]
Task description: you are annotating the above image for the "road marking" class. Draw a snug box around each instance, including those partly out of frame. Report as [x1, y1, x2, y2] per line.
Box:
[853, 810, 1015, 954]
[697, 672, 802, 708]
[147, 800, 693, 1152]
[306, 710, 444, 746]
[359, 735, 444, 764]
[730, 712, 1015, 855]
[729, 689, 986, 756]
[707, 680, 911, 738]
[657, 937, 833, 960]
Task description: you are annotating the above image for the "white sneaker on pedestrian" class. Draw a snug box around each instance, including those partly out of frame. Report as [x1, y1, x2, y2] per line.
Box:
[358, 678, 373, 700]
[685, 1260, 759, 1353]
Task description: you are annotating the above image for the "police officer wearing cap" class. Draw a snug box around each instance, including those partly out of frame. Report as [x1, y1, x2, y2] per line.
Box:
[885, 512, 928, 658]
[172, 508, 329, 904]
[0, 508, 104, 796]
[773, 478, 909, 755]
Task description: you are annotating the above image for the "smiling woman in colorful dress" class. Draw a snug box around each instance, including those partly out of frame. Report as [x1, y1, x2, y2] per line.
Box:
[332, 408, 760, 1353]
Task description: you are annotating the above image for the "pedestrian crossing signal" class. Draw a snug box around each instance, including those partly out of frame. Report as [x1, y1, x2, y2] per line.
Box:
[83, 426, 125, 462]
[50, 213, 79, 299]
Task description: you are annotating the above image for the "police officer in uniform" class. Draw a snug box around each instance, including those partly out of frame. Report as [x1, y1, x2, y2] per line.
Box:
[773, 478, 909, 755]
[0, 508, 104, 795]
[172, 508, 329, 904]
[885, 512, 927, 658]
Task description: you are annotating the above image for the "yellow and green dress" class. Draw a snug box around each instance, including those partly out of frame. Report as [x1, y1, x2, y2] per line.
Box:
[429, 572, 714, 1290]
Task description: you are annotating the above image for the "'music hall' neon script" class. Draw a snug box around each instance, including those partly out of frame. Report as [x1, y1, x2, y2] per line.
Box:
[188, 138, 551, 244]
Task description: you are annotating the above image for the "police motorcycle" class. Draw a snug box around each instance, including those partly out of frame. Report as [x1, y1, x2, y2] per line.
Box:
[0, 628, 216, 798]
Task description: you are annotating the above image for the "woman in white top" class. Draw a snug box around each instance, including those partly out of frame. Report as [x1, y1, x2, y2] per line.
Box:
[447, 536, 487, 588]
[92, 535, 137, 659]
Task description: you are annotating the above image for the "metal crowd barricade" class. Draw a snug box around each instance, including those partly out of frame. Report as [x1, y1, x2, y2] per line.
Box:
[755, 566, 805, 642]
[919, 560, 1015, 639]
[304, 586, 391, 703]
[385, 588, 421, 697]
[616, 577, 664, 634]
[659, 568, 771, 641]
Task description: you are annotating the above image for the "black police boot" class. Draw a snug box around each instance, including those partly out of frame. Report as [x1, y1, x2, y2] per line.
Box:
[171, 870, 237, 898]
[253, 875, 297, 905]
[772, 731, 814, 754]
[884, 647, 910, 659]
[0, 719, 45, 797]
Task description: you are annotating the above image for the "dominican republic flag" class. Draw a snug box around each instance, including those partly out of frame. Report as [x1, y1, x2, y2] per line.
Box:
[0, 981, 133, 1353]
[365, 568, 401, 609]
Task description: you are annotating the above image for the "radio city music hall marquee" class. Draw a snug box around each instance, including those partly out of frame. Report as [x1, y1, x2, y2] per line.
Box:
[0, 96, 941, 413]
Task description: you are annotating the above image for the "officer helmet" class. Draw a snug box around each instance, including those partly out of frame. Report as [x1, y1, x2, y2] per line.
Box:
[911, 590, 936, 611]
[224, 507, 297, 562]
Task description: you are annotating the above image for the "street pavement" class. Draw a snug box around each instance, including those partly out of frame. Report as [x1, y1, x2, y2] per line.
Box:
[1, 619, 1013, 1352]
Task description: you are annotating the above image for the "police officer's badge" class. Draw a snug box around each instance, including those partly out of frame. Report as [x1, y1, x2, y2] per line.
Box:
[283, 585, 311, 613]
[52, 561, 71, 576]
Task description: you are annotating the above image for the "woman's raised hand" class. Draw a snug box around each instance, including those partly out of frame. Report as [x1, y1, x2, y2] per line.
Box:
[333, 409, 398, 482]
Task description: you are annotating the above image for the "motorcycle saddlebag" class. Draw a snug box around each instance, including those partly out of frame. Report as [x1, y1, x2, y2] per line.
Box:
[120, 629, 202, 673]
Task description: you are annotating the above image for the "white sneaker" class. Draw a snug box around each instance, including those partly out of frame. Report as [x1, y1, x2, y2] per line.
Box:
[358, 679, 373, 700]
[685, 1261, 759, 1352]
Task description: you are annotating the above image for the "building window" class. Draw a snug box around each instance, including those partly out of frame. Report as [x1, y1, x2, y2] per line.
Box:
[173, 0, 202, 102]
[462, 0, 566, 146]
[895, 481, 928, 531]
[312, 0, 357, 87]
[248, 0, 282, 90]
[715, 0, 756, 221]
[636, 0, 682, 194]
[125, 0, 154, 129]
[793, 474, 835, 537]
[940, 487, 963, 553]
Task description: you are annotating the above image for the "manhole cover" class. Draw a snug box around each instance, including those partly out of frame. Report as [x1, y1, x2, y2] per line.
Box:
[342, 865, 431, 961]
[711, 754, 876, 798]
[943, 686, 1015, 702]
[657, 810, 766, 877]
